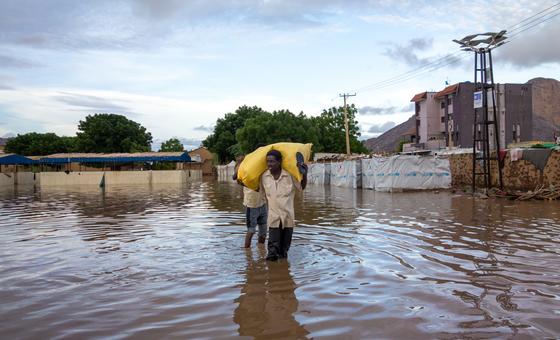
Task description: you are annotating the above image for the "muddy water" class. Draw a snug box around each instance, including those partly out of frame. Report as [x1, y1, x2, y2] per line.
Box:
[1, 181, 559, 339]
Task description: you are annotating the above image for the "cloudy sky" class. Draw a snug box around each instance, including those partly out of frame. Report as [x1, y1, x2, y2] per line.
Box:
[1, 0, 559, 149]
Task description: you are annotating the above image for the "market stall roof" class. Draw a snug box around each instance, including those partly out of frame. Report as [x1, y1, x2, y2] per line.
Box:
[38, 151, 192, 164]
[0, 154, 36, 165]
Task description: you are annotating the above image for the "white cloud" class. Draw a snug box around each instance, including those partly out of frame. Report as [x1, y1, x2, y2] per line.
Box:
[0, 0, 558, 145]
[367, 121, 396, 133]
[0, 86, 326, 141]
[497, 19, 560, 67]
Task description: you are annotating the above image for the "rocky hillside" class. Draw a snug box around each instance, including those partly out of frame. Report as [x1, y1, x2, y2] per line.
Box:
[363, 115, 415, 153]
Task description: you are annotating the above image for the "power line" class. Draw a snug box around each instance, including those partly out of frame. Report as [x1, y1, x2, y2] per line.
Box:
[353, 50, 465, 93]
[509, 10, 560, 38]
[507, 2, 560, 33]
[346, 2, 560, 95]
[357, 53, 469, 92]
[395, 8, 560, 90]
[358, 7, 560, 92]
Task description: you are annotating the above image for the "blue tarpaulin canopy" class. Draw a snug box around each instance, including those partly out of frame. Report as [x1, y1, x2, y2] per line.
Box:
[38, 152, 192, 164]
[0, 152, 192, 165]
[0, 154, 36, 165]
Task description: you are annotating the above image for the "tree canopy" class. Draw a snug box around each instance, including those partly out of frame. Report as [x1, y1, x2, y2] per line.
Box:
[312, 104, 368, 154]
[76, 113, 152, 153]
[202, 106, 265, 162]
[236, 110, 320, 154]
[4, 133, 77, 156]
[204, 104, 368, 163]
[159, 138, 184, 152]
[6, 106, 368, 160]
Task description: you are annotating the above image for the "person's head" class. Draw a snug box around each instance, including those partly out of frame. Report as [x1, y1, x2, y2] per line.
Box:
[266, 150, 282, 172]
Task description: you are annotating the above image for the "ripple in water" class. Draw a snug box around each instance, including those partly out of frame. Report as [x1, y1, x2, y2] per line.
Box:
[1, 182, 559, 338]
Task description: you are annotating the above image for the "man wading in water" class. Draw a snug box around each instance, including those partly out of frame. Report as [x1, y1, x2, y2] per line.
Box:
[260, 150, 307, 261]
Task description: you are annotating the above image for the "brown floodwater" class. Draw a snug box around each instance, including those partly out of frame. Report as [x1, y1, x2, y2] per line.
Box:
[1, 181, 560, 339]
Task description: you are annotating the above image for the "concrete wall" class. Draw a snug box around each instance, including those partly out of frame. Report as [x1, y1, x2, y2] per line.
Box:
[427, 93, 442, 142]
[504, 84, 533, 145]
[104, 171, 150, 185]
[449, 150, 560, 190]
[451, 83, 475, 148]
[418, 92, 441, 144]
[16, 172, 36, 185]
[0, 173, 14, 186]
[34, 170, 203, 187]
[151, 170, 184, 184]
[186, 169, 202, 180]
[0, 172, 39, 186]
[418, 99, 429, 144]
[39, 172, 105, 186]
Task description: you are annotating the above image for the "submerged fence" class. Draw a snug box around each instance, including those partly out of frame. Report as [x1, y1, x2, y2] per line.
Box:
[216, 155, 451, 192]
[310, 155, 451, 191]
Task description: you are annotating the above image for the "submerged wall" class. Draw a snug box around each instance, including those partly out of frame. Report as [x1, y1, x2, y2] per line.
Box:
[0, 170, 202, 188]
[1, 172, 39, 186]
[449, 149, 560, 190]
[0, 173, 14, 186]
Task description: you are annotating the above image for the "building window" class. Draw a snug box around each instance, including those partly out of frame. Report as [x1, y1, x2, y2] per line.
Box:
[513, 123, 521, 143]
[441, 116, 445, 123]
[440, 101, 445, 109]
[447, 97, 452, 105]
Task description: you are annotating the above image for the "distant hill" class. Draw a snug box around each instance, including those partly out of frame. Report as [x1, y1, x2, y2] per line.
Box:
[364, 78, 560, 152]
[533, 115, 560, 141]
[364, 115, 415, 153]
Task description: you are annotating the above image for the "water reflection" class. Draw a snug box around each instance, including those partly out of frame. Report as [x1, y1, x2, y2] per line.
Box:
[234, 248, 309, 339]
[2, 182, 560, 338]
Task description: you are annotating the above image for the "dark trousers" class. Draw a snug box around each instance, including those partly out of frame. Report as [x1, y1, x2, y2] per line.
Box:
[267, 223, 293, 260]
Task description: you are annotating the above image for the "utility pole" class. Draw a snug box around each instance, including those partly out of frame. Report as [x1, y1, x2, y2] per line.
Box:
[454, 31, 507, 193]
[339, 93, 356, 157]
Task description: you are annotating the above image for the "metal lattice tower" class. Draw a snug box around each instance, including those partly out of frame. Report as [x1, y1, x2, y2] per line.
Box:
[454, 32, 507, 192]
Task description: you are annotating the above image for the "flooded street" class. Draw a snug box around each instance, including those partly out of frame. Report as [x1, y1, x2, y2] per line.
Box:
[1, 181, 560, 339]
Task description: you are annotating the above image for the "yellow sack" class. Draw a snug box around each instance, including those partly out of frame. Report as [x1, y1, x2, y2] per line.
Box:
[237, 142, 312, 191]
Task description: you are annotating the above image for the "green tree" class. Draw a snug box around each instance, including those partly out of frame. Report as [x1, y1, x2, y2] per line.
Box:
[159, 138, 184, 152]
[236, 110, 320, 154]
[203, 105, 266, 163]
[76, 113, 152, 153]
[5, 132, 78, 155]
[312, 104, 368, 154]
[396, 140, 406, 153]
